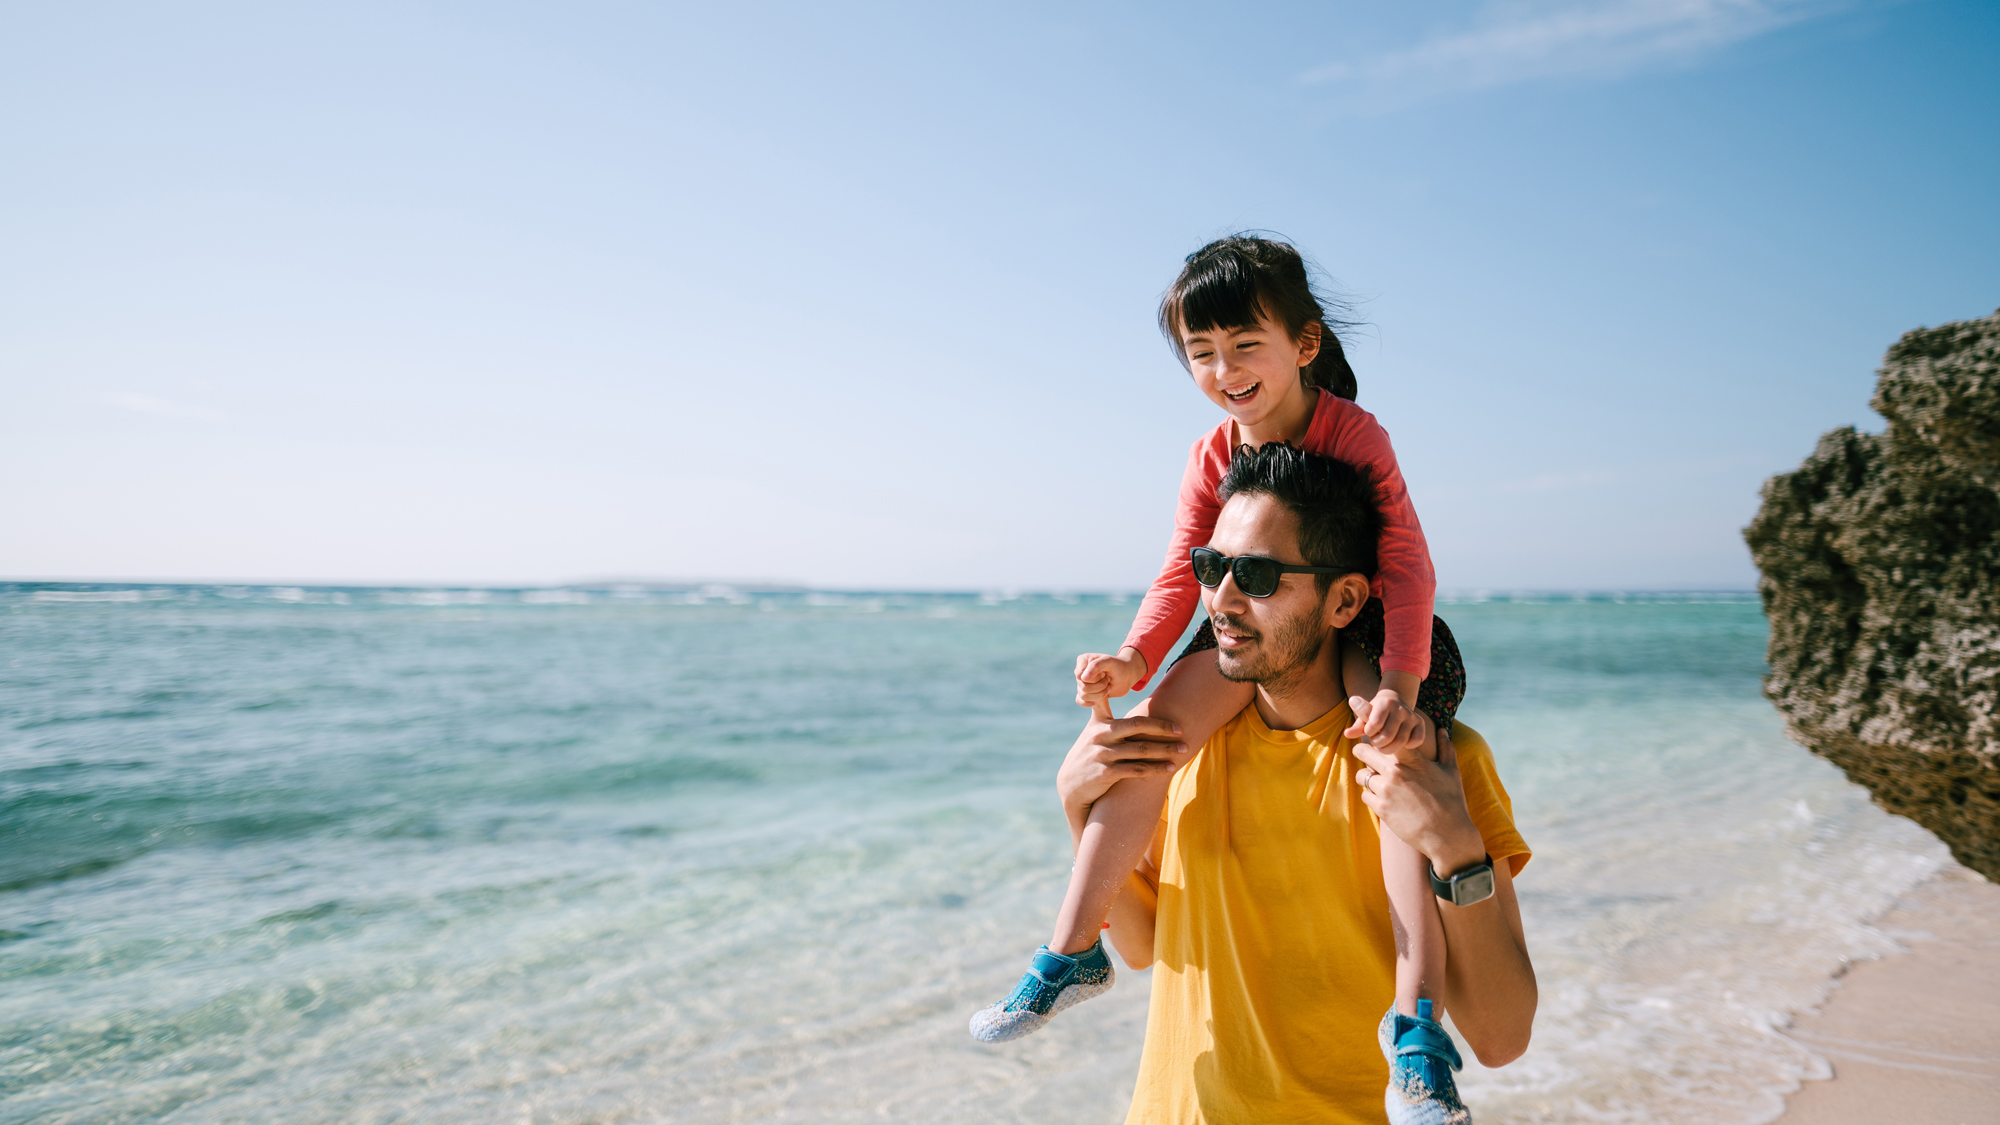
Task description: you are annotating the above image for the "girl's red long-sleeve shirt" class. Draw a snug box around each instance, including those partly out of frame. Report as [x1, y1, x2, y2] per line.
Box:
[1122, 391, 1435, 689]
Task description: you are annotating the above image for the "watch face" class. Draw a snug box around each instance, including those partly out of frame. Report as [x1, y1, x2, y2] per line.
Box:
[1452, 867, 1496, 907]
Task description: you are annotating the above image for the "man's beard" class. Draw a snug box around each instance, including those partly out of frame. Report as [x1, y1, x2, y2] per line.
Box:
[1211, 596, 1327, 694]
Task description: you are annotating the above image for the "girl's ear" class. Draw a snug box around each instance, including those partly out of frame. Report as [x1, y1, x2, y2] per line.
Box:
[1295, 320, 1323, 369]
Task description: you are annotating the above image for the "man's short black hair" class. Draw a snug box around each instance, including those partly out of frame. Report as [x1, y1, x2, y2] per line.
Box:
[1217, 443, 1381, 590]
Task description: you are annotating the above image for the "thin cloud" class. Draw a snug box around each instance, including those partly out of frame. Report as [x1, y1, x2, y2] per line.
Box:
[1300, 0, 1849, 111]
[98, 391, 226, 422]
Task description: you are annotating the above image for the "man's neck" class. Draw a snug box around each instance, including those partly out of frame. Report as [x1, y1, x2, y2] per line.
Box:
[1251, 645, 1344, 732]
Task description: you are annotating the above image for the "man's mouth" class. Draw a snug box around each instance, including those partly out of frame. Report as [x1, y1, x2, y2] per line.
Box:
[1222, 382, 1259, 404]
[1210, 614, 1258, 648]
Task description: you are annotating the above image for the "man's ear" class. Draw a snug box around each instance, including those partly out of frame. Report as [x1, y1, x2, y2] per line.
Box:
[1323, 573, 1371, 630]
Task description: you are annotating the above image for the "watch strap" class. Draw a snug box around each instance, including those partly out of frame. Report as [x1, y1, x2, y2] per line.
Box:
[1428, 854, 1495, 906]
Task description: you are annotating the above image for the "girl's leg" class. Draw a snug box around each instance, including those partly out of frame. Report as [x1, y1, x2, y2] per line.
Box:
[1339, 636, 1449, 1017]
[1383, 829, 1448, 1016]
[1381, 840, 1468, 1124]
[970, 632, 1254, 1042]
[1047, 649, 1253, 954]
[1342, 636, 1469, 1124]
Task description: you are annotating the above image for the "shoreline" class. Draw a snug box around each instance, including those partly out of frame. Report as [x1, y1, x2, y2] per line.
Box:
[1774, 862, 2000, 1123]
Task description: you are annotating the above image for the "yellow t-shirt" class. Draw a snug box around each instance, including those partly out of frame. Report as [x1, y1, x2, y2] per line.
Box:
[1124, 705, 1529, 1125]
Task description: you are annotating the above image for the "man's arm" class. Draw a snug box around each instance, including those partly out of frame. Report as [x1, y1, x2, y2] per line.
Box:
[1436, 852, 1533, 1065]
[1353, 730, 1537, 1067]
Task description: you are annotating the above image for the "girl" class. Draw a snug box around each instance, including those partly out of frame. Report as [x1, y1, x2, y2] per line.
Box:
[970, 236, 1472, 1124]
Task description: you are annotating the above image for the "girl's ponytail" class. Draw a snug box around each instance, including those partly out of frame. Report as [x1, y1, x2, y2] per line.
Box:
[1160, 233, 1361, 401]
[1307, 330, 1358, 402]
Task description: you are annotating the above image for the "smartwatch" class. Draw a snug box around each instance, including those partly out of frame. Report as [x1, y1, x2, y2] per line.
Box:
[1428, 854, 1496, 907]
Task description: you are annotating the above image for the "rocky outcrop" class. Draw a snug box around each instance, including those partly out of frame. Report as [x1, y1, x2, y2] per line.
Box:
[1745, 310, 2000, 880]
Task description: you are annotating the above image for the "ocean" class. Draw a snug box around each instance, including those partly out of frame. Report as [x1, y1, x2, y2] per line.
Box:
[0, 585, 1950, 1124]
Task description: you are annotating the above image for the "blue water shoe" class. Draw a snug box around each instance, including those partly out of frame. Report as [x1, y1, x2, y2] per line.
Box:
[968, 942, 1114, 1043]
[1379, 999, 1471, 1125]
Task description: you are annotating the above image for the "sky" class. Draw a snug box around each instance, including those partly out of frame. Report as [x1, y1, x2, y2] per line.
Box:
[3, 0, 1996, 591]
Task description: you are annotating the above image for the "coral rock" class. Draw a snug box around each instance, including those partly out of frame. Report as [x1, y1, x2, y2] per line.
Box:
[1745, 310, 2000, 880]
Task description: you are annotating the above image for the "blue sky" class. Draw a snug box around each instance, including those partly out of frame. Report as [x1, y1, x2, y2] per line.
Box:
[4, 0, 1996, 590]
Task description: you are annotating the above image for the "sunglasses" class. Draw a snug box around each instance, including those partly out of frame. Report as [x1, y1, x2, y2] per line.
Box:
[1189, 546, 1346, 598]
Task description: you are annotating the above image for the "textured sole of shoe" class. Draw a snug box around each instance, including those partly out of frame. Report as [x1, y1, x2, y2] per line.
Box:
[1385, 1078, 1472, 1125]
[967, 967, 1115, 1044]
[1384, 1093, 1471, 1125]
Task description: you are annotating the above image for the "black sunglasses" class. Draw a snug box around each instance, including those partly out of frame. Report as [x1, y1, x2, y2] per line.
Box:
[1189, 546, 1346, 598]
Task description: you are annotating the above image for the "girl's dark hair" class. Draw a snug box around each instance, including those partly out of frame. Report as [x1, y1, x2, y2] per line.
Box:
[1158, 233, 1361, 401]
[1218, 443, 1381, 589]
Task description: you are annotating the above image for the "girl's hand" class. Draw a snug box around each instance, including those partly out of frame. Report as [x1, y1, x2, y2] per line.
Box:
[1351, 726, 1482, 875]
[1343, 689, 1428, 754]
[1074, 648, 1149, 708]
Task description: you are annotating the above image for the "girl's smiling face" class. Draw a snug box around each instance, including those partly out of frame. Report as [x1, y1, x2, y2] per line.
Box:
[1179, 310, 1322, 431]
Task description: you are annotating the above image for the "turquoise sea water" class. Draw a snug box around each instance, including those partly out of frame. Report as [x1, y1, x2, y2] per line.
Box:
[0, 585, 1950, 1124]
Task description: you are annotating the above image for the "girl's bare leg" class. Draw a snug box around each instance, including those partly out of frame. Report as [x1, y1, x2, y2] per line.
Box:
[1340, 638, 1449, 1016]
[1048, 651, 1252, 954]
[1383, 828, 1448, 1015]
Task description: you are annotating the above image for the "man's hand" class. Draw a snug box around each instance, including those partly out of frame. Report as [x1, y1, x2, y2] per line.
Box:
[1343, 687, 1427, 754]
[1056, 706, 1187, 837]
[1075, 647, 1149, 709]
[1350, 709, 1485, 875]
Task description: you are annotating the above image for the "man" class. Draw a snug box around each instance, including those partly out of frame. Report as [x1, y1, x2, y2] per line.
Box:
[1058, 444, 1536, 1123]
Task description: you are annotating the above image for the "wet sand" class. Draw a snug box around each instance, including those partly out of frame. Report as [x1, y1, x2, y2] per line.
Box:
[1775, 863, 2000, 1124]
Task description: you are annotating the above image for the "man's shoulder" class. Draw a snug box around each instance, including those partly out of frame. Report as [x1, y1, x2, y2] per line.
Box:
[1447, 721, 1504, 792]
[1448, 720, 1494, 763]
[1448, 720, 1532, 872]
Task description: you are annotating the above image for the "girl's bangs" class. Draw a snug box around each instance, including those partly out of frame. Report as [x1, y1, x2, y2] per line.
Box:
[1170, 256, 1267, 335]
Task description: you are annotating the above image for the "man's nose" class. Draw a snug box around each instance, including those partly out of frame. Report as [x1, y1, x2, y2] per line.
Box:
[1211, 567, 1250, 612]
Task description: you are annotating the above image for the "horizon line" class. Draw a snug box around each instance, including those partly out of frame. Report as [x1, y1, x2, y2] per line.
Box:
[2, 577, 1762, 597]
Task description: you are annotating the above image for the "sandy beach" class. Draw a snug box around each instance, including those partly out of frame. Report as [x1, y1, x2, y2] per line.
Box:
[1776, 863, 2000, 1124]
